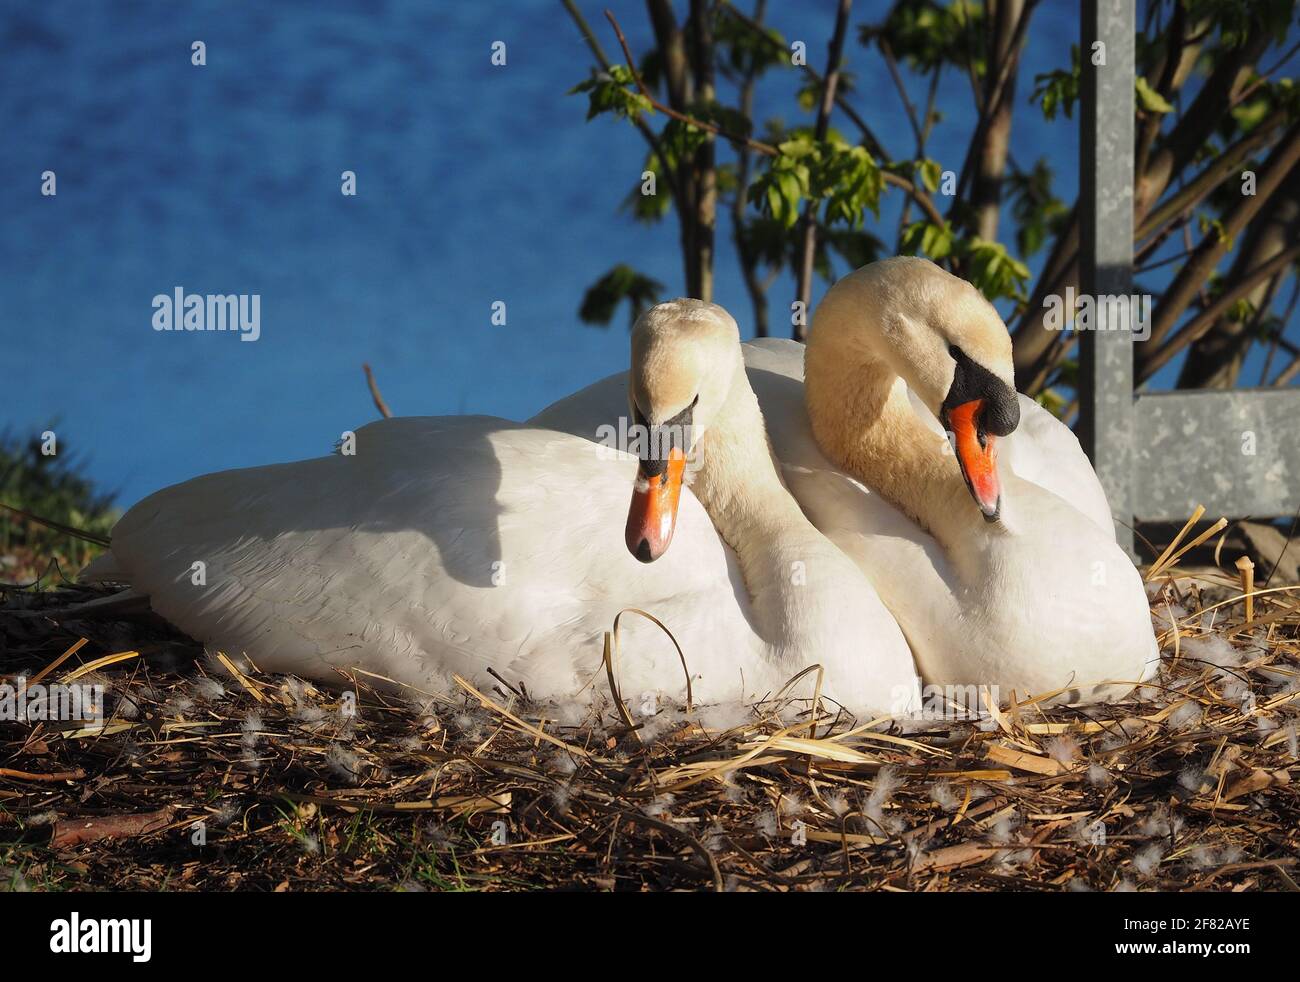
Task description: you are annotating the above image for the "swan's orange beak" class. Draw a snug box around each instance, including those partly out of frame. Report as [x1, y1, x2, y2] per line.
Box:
[625, 448, 686, 563]
[945, 399, 1001, 521]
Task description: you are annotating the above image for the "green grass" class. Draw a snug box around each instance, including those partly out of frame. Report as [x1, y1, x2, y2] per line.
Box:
[0, 429, 117, 583]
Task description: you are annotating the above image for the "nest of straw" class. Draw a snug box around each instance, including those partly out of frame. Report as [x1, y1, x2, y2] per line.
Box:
[1, 541, 1297, 892]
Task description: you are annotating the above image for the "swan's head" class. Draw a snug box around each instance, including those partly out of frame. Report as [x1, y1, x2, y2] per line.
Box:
[814, 257, 1020, 520]
[624, 299, 743, 562]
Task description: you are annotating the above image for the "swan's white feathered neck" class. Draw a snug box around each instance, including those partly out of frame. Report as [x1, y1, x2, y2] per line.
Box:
[692, 360, 903, 692]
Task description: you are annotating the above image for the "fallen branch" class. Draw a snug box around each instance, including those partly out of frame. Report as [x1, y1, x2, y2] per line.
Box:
[50, 805, 175, 849]
[0, 767, 86, 783]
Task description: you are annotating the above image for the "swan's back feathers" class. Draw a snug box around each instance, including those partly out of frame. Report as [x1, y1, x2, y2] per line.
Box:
[81, 550, 125, 583]
[1000, 396, 1116, 537]
[98, 416, 760, 700]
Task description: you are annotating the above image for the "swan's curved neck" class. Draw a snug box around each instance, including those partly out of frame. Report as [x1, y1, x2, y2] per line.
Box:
[805, 295, 983, 550]
[691, 365, 831, 647]
[693, 365, 806, 557]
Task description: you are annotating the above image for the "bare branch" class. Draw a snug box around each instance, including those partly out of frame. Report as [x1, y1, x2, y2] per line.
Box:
[363, 363, 393, 419]
[1136, 113, 1288, 243]
[718, 0, 885, 156]
[731, 0, 772, 337]
[878, 36, 923, 149]
[1260, 275, 1300, 384]
[794, 0, 852, 339]
[1143, 120, 1300, 355]
[1135, 30, 1271, 222]
[1140, 242, 1300, 383]
[950, 0, 1037, 228]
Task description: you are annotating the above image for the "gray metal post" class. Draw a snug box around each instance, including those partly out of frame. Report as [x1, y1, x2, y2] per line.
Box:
[1078, 0, 1137, 556]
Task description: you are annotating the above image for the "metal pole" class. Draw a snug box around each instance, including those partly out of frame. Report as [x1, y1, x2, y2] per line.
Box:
[1079, 0, 1137, 557]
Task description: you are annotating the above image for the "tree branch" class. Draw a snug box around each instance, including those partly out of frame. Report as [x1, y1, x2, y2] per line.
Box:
[718, 0, 885, 156]
[950, 0, 1037, 227]
[561, 0, 685, 204]
[1134, 30, 1270, 223]
[731, 0, 772, 337]
[1143, 120, 1300, 355]
[878, 36, 923, 149]
[688, 0, 717, 302]
[605, 10, 776, 156]
[1140, 242, 1300, 383]
[794, 0, 852, 339]
[1136, 113, 1288, 243]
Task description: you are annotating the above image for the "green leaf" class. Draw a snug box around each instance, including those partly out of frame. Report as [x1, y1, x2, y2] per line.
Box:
[900, 220, 954, 261]
[751, 135, 883, 230]
[864, 0, 987, 75]
[1006, 157, 1068, 258]
[1034, 387, 1068, 419]
[568, 65, 653, 123]
[1135, 76, 1173, 114]
[960, 237, 1031, 303]
[918, 158, 943, 194]
[578, 265, 665, 329]
[823, 227, 884, 270]
[715, 8, 787, 77]
[620, 153, 672, 224]
[1031, 46, 1080, 121]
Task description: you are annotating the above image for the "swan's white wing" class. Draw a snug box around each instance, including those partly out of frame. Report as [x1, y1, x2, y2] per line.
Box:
[96, 416, 762, 702]
[742, 339, 840, 472]
[527, 374, 629, 443]
[999, 396, 1116, 538]
[782, 465, 959, 671]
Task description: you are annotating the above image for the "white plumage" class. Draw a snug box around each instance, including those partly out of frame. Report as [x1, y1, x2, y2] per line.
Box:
[85, 302, 922, 715]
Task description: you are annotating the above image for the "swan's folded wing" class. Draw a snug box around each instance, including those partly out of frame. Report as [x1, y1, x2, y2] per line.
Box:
[528, 372, 628, 444]
[742, 339, 844, 473]
[780, 463, 958, 666]
[1001, 395, 1115, 537]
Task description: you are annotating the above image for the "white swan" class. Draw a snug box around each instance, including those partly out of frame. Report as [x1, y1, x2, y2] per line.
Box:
[778, 257, 1158, 701]
[540, 260, 1158, 703]
[84, 300, 921, 715]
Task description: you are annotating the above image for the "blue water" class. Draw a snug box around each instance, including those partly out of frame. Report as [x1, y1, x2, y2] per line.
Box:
[0, 1, 1289, 506]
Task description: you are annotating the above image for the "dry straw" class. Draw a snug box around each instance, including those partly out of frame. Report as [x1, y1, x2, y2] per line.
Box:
[1, 515, 1297, 891]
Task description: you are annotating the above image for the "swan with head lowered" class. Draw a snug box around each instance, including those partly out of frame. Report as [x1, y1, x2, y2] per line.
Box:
[84, 300, 921, 716]
[748, 257, 1160, 702]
